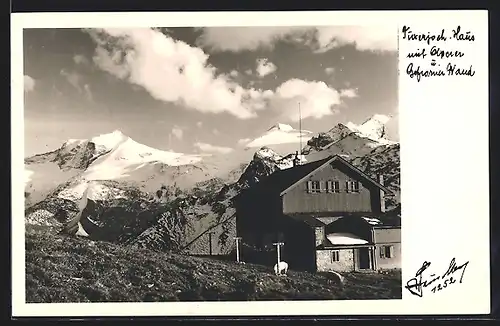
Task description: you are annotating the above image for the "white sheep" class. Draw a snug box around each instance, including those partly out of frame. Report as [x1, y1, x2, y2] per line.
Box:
[273, 261, 289, 276]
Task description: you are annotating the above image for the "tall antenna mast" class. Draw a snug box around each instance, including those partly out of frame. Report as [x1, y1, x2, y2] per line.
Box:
[299, 102, 302, 157]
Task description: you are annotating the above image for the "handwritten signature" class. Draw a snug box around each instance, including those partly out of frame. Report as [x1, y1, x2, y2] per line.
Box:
[405, 258, 469, 297]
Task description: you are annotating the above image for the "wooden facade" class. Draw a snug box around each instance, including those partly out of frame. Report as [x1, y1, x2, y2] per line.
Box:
[282, 160, 385, 215]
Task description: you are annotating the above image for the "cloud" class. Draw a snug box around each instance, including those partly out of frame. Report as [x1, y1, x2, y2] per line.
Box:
[24, 75, 35, 92]
[237, 138, 251, 146]
[83, 84, 94, 101]
[212, 128, 220, 135]
[194, 142, 234, 154]
[313, 26, 397, 53]
[196, 121, 203, 128]
[60, 69, 82, 90]
[196, 26, 396, 53]
[256, 58, 277, 78]
[270, 79, 343, 122]
[86, 28, 272, 120]
[73, 54, 89, 65]
[340, 88, 358, 98]
[195, 26, 309, 52]
[229, 70, 239, 77]
[60, 69, 94, 101]
[245, 69, 252, 75]
[325, 67, 335, 75]
[171, 126, 184, 140]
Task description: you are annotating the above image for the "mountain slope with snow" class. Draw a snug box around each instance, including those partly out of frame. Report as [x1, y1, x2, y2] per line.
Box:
[345, 114, 396, 145]
[240, 123, 313, 156]
[24, 130, 210, 207]
[302, 114, 396, 162]
[24, 116, 400, 255]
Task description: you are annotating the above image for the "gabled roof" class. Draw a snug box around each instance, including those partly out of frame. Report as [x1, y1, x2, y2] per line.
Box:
[325, 212, 401, 229]
[278, 155, 393, 196]
[234, 155, 332, 201]
[285, 214, 326, 227]
[235, 154, 393, 202]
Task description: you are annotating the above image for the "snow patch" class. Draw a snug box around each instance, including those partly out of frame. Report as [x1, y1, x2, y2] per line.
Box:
[25, 209, 56, 226]
[87, 182, 127, 201]
[326, 233, 369, 245]
[57, 181, 89, 201]
[86, 216, 101, 227]
[75, 222, 89, 237]
[361, 217, 382, 225]
[346, 114, 396, 145]
[64, 139, 87, 146]
[267, 123, 295, 132]
[91, 130, 128, 151]
[83, 137, 204, 181]
[25, 169, 34, 185]
[245, 123, 313, 149]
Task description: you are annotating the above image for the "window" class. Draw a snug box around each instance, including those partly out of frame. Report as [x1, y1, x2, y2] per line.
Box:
[380, 245, 394, 259]
[345, 180, 360, 193]
[307, 180, 321, 193]
[351, 181, 360, 193]
[331, 250, 340, 262]
[326, 180, 341, 193]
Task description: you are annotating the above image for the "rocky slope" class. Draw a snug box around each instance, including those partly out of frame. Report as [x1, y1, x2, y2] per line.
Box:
[26, 225, 402, 303]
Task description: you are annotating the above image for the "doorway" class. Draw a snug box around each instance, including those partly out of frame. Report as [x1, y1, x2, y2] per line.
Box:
[357, 247, 372, 270]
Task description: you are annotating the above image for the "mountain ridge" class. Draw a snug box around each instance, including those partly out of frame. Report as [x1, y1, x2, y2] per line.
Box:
[24, 115, 400, 256]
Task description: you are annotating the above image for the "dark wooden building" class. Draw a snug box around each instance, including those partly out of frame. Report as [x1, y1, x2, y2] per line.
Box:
[233, 154, 401, 273]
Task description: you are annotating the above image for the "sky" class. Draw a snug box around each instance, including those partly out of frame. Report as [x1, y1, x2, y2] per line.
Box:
[23, 26, 399, 157]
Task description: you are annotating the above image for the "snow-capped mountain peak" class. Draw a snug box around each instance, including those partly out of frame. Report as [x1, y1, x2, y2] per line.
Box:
[83, 135, 204, 181]
[91, 130, 129, 153]
[267, 123, 295, 132]
[345, 114, 395, 144]
[244, 123, 313, 150]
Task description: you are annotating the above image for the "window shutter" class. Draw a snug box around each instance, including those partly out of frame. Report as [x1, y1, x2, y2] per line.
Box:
[326, 181, 331, 192]
[331, 250, 339, 262]
[345, 180, 350, 193]
[389, 246, 394, 258]
[307, 181, 312, 193]
[379, 247, 385, 258]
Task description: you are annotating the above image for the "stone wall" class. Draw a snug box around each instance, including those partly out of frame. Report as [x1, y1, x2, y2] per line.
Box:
[314, 227, 325, 247]
[316, 249, 355, 272]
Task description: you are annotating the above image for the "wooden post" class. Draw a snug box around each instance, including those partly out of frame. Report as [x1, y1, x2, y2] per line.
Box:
[273, 242, 284, 275]
[208, 231, 214, 256]
[233, 237, 242, 262]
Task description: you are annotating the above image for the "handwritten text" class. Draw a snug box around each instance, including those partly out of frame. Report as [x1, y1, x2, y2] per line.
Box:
[405, 258, 469, 297]
[402, 25, 476, 82]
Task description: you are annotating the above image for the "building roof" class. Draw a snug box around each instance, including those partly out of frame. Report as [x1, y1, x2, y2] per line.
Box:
[237, 155, 332, 200]
[235, 154, 392, 201]
[374, 205, 401, 228]
[326, 232, 369, 245]
[316, 237, 374, 250]
[288, 211, 401, 229]
[285, 213, 326, 227]
[337, 212, 401, 228]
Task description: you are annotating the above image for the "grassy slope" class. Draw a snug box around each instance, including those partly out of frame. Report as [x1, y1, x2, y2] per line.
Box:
[26, 226, 402, 303]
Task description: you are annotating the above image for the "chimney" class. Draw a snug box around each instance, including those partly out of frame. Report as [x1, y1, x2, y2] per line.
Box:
[293, 151, 300, 167]
[378, 174, 386, 213]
